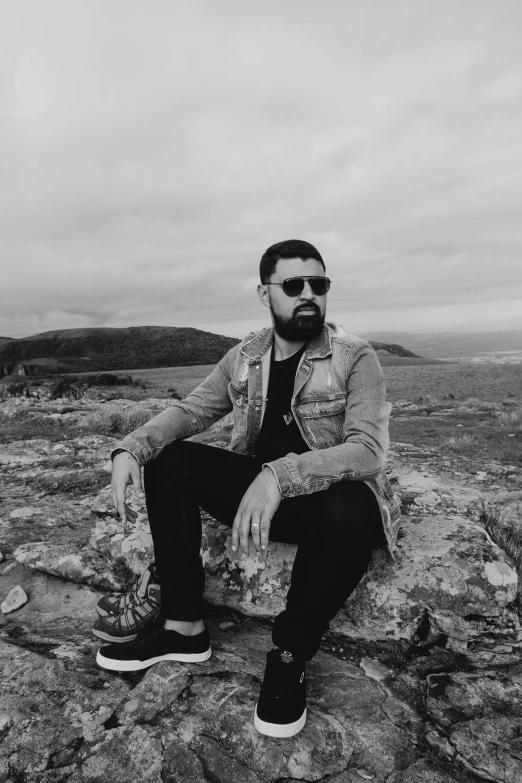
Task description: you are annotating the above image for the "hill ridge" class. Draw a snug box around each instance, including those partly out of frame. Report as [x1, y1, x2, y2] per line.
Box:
[0, 325, 424, 378]
[0, 326, 240, 377]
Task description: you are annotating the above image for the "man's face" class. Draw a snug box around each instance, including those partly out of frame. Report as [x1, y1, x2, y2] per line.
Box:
[258, 257, 327, 342]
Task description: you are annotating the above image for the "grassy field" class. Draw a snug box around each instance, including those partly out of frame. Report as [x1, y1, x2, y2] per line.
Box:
[3, 360, 521, 465]
[101, 364, 217, 398]
[119, 360, 522, 466]
[382, 361, 522, 404]
[105, 359, 522, 405]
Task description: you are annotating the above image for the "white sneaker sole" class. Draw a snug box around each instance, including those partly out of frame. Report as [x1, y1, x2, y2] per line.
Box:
[253, 705, 307, 738]
[96, 646, 212, 672]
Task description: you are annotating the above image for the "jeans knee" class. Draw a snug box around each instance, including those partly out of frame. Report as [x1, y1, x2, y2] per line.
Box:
[321, 485, 380, 540]
[144, 440, 192, 481]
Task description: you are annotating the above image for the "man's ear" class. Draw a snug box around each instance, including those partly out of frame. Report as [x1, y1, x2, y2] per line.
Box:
[257, 283, 270, 309]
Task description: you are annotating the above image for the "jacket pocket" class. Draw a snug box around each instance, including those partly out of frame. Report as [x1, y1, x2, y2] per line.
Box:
[228, 381, 247, 407]
[294, 397, 346, 447]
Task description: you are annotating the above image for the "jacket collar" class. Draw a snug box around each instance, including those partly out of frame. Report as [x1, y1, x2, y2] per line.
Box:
[240, 322, 345, 361]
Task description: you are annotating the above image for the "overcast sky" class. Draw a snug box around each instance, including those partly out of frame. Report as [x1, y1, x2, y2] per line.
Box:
[2, 0, 522, 339]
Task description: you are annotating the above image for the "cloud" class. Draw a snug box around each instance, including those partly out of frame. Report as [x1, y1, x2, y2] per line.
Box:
[1, 0, 522, 338]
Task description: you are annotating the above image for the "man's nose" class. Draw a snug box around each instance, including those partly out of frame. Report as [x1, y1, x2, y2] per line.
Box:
[299, 281, 316, 299]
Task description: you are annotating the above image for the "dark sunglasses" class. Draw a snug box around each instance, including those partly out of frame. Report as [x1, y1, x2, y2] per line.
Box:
[265, 276, 331, 297]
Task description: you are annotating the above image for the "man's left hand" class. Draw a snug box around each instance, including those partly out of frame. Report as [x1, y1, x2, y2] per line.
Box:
[232, 467, 282, 557]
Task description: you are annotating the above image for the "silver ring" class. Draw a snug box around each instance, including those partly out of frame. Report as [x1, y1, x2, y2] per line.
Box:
[252, 523, 260, 527]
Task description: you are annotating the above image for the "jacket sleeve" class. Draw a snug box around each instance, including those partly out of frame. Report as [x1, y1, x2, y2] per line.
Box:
[111, 345, 238, 466]
[264, 343, 391, 496]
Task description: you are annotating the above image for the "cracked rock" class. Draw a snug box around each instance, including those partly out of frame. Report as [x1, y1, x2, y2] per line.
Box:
[426, 668, 522, 780]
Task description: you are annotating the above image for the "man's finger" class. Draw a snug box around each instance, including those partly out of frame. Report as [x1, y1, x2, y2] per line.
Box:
[251, 513, 262, 554]
[239, 514, 250, 558]
[113, 486, 128, 523]
[117, 501, 127, 524]
[231, 510, 241, 553]
[260, 515, 271, 552]
[130, 463, 145, 499]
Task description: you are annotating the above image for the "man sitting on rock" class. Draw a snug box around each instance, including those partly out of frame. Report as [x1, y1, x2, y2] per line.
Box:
[94, 239, 400, 739]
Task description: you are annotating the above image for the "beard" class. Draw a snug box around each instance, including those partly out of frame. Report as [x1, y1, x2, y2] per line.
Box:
[271, 304, 325, 342]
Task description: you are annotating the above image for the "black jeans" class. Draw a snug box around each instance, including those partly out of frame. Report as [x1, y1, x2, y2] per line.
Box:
[144, 440, 382, 661]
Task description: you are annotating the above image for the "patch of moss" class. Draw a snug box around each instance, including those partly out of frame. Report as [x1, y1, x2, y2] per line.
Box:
[95, 542, 137, 591]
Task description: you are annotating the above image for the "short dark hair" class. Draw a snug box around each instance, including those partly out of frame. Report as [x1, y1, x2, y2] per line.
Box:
[259, 239, 325, 283]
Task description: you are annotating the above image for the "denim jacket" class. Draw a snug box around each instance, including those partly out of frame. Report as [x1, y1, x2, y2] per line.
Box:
[115, 322, 402, 558]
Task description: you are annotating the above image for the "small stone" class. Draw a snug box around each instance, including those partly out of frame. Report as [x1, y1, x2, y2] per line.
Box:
[360, 657, 390, 682]
[0, 550, 4, 563]
[219, 621, 235, 631]
[1, 585, 28, 614]
[10, 507, 40, 520]
[414, 491, 440, 507]
[0, 713, 12, 733]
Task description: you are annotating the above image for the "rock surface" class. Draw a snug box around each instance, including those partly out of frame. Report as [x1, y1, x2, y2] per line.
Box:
[1, 395, 522, 781]
[0, 586, 432, 783]
[425, 667, 522, 781]
[15, 463, 521, 664]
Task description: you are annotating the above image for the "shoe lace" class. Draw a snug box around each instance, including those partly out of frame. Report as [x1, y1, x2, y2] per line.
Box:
[128, 564, 157, 608]
[262, 652, 304, 694]
[127, 573, 142, 607]
[118, 571, 144, 611]
[135, 613, 163, 645]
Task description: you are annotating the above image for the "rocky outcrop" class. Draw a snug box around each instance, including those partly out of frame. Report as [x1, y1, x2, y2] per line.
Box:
[2, 397, 522, 781]
[14, 466, 520, 666]
[426, 667, 522, 781]
[0, 598, 424, 783]
[0, 362, 28, 380]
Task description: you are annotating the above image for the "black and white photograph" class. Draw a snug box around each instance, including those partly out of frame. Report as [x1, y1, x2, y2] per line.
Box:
[1, 2, 521, 781]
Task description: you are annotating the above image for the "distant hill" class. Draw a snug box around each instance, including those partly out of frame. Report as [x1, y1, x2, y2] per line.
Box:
[0, 337, 15, 347]
[0, 325, 425, 378]
[362, 329, 522, 360]
[0, 326, 240, 378]
[366, 340, 421, 358]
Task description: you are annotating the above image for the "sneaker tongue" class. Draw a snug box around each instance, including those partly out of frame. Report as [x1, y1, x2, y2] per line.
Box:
[280, 650, 294, 664]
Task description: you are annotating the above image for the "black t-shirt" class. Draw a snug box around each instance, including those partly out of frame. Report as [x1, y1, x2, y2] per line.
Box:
[255, 345, 311, 463]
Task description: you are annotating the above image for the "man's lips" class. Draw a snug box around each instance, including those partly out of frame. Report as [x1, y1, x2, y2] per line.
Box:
[296, 307, 319, 315]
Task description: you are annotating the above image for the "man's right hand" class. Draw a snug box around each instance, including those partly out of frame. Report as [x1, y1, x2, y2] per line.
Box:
[111, 451, 145, 524]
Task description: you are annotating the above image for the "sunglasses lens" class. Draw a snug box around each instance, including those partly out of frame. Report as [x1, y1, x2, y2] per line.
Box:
[309, 279, 330, 295]
[282, 279, 305, 296]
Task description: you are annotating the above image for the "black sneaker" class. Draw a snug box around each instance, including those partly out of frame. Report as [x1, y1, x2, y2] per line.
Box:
[254, 649, 307, 738]
[96, 617, 211, 672]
